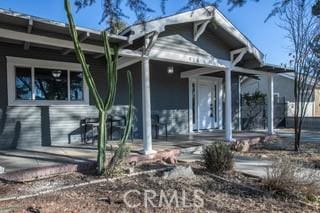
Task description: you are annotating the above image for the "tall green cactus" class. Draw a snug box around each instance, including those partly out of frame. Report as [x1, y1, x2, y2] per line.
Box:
[65, 0, 133, 175]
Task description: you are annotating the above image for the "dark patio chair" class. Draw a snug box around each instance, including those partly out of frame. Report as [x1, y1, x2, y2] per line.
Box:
[80, 117, 99, 144]
[108, 115, 134, 142]
[152, 114, 168, 141]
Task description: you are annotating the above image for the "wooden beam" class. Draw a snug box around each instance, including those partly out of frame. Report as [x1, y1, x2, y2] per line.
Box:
[118, 57, 141, 70]
[181, 67, 221, 78]
[24, 18, 33, 50]
[231, 47, 248, 67]
[62, 32, 90, 55]
[144, 32, 159, 55]
[193, 20, 210, 41]
[233, 66, 270, 75]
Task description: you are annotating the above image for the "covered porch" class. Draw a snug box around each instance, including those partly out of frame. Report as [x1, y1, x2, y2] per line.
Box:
[121, 44, 278, 155]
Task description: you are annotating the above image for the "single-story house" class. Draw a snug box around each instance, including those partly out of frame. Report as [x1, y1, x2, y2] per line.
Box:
[241, 72, 320, 117]
[0, 6, 290, 154]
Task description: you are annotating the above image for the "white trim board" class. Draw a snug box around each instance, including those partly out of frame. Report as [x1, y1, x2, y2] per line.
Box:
[6, 56, 90, 106]
[122, 6, 263, 63]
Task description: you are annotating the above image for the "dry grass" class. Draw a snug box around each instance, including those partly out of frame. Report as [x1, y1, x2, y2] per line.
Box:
[264, 157, 320, 202]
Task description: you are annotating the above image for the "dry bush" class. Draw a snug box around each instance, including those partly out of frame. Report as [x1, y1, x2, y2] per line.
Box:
[264, 157, 320, 201]
[203, 143, 233, 174]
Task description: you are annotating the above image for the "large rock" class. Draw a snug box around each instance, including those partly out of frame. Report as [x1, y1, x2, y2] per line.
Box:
[162, 166, 195, 179]
[0, 166, 5, 174]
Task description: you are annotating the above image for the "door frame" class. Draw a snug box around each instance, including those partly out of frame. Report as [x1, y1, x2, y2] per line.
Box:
[188, 76, 223, 132]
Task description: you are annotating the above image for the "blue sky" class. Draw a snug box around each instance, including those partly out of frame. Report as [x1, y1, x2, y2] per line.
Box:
[0, 0, 290, 65]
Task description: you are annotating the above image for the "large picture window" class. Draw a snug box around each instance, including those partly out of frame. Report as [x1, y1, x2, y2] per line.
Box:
[8, 57, 89, 106]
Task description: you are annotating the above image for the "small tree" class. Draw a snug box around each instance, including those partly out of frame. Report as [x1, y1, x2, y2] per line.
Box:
[278, 0, 320, 151]
[65, 0, 133, 174]
[242, 91, 267, 130]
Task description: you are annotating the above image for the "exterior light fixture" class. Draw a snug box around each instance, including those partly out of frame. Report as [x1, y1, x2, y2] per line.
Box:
[167, 66, 174, 74]
[52, 70, 62, 78]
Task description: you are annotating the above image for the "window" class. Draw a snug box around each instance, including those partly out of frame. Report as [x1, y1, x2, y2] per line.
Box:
[7, 57, 89, 106]
[15, 67, 32, 100]
[35, 68, 68, 100]
[70, 71, 84, 101]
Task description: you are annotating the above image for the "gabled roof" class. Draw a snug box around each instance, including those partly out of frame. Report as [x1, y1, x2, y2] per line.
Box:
[120, 6, 264, 64]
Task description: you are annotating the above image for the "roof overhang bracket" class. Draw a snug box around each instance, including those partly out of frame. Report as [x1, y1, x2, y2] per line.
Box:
[230, 47, 248, 68]
[62, 32, 90, 55]
[193, 20, 210, 41]
[143, 31, 159, 56]
[24, 18, 33, 50]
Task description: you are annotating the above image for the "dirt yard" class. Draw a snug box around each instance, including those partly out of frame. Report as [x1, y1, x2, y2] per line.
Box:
[0, 162, 318, 213]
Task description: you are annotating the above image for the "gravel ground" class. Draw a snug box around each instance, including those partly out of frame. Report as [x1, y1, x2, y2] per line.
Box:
[238, 137, 320, 169]
[0, 162, 318, 213]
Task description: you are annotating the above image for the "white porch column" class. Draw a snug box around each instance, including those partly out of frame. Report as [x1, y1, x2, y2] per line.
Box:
[267, 73, 274, 135]
[141, 56, 155, 155]
[225, 68, 233, 141]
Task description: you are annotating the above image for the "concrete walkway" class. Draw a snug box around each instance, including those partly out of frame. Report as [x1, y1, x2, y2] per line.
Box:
[177, 152, 273, 178]
[178, 152, 320, 181]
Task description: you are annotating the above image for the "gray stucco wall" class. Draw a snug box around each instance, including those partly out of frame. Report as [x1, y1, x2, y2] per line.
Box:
[0, 42, 192, 149]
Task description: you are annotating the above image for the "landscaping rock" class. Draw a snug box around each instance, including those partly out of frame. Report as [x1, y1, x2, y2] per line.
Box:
[162, 166, 195, 179]
[0, 166, 4, 174]
[231, 141, 251, 152]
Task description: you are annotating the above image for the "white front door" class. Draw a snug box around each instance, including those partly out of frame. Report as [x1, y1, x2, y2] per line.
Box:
[198, 82, 213, 129]
[189, 77, 221, 131]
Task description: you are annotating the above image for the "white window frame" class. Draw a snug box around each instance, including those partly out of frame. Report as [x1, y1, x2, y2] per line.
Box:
[7, 56, 89, 106]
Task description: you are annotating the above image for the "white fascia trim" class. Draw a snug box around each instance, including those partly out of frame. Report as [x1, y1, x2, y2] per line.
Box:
[213, 10, 264, 63]
[0, 28, 140, 57]
[6, 56, 90, 106]
[123, 6, 264, 63]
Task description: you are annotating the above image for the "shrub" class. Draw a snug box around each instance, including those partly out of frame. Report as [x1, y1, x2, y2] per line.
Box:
[203, 143, 233, 174]
[264, 157, 319, 201]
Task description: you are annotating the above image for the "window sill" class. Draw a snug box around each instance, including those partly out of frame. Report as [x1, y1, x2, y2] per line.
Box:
[8, 100, 90, 107]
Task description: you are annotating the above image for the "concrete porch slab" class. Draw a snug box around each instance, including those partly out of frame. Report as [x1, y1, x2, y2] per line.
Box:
[0, 131, 273, 181]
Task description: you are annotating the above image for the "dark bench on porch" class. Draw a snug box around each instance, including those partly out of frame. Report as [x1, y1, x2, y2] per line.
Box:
[80, 115, 133, 144]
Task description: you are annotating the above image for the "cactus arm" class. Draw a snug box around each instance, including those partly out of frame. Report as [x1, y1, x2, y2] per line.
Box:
[65, 0, 104, 111]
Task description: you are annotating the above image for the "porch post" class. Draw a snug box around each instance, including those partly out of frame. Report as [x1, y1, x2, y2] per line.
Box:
[141, 56, 155, 155]
[225, 68, 233, 141]
[267, 73, 274, 135]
